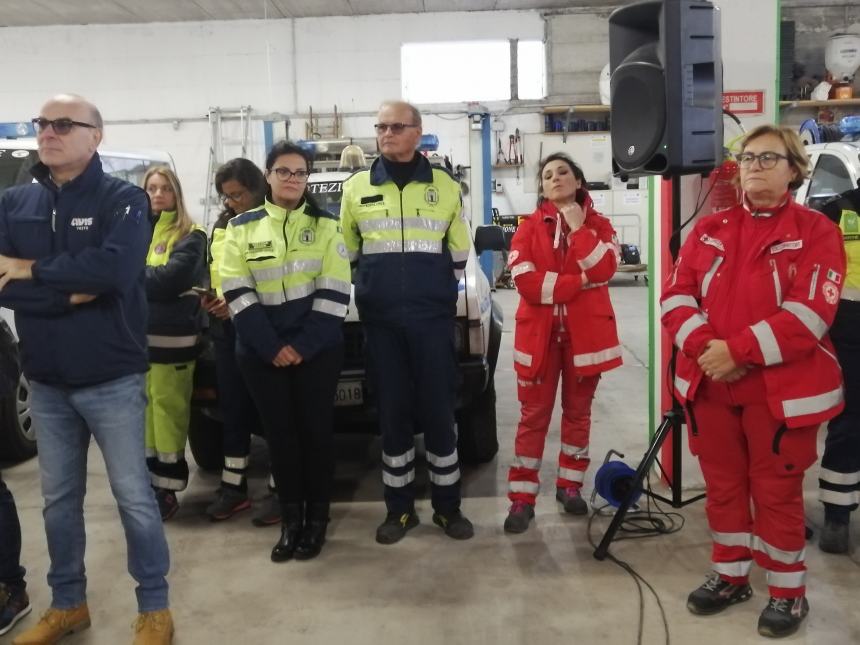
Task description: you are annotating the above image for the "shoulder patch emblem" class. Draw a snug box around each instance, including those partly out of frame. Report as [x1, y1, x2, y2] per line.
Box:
[425, 186, 439, 205]
[299, 228, 315, 245]
[826, 268, 842, 284]
[154, 243, 167, 255]
[822, 281, 839, 305]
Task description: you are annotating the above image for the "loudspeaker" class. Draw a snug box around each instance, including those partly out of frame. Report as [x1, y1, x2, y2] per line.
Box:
[609, 0, 723, 178]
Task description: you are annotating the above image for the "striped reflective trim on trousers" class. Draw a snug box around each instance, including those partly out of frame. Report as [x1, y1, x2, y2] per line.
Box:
[712, 560, 753, 577]
[228, 292, 259, 315]
[752, 536, 805, 565]
[221, 470, 245, 486]
[819, 488, 860, 506]
[382, 447, 415, 468]
[561, 442, 589, 459]
[578, 241, 610, 270]
[221, 276, 255, 292]
[558, 467, 585, 483]
[675, 313, 708, 349]
[674, 375, 690, 398]
[712, 531, 752, 548]
[541, 271, 558, 304]
[511, 455, 542, 470]
[225, 456, 250, 469]
[427, 450, 458, 469]
[509, 480, 540, 494]
[382, 469, 415, 488]
[312, 298, 348, 317]
[782, 387, 843, 418]
[147, 334, 199, 349]
[429, 470, 461, 486]
[819, 467, 860, 486]
[151, 474, 187, 491]
[363, 240, 443, 254]
[781, 301, 828, 339]
[358, 217, 450, 234]
[661, 295, 699, 316]
[513, 349, 533, 367]
[750, 320, 783, 366]
[766, 570, 806, 589]
[573, 344, 622, 367]
[315, 277, 352, 294]
[157, 451, 184, 464]
[511, 261, 536, 278]
[701, 256, 723, 299]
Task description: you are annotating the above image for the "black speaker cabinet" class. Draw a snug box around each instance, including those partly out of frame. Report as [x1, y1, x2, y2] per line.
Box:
[609, 0, 723, 178]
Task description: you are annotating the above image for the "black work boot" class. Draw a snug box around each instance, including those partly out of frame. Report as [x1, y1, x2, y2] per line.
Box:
[376, 510, 420, 545]
[295, 503, 329, 560]
[271, 503, 303, 563]
[757, 596, 809, 638]
[686, 572, 753, 615]
[818, 520, 850, 554]
[432, 509, 474, 540]
[503, 501, 535, 534]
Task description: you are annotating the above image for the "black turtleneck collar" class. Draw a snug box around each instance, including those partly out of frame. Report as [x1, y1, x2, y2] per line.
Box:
[370, 153, 433, 189]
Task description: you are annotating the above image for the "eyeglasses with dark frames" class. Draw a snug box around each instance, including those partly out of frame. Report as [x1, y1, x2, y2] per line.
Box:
[220, 189, 248, 202]
[32, 117, 98, 135]
[373, 123, 419, 134]
[271, 167, 310, 180]
[735, 151, 790, 170]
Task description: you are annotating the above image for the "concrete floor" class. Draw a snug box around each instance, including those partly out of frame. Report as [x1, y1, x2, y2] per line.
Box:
[2, 280, 859, 645]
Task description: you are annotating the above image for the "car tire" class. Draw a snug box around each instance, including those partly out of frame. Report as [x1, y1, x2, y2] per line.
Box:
[187, 406, 224, 473]
[456, 378, 499, 464]
[0, 375, 36, 463]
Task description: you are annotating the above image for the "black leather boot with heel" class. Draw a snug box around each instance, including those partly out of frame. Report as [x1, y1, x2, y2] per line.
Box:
[271, 503, 303, 563]
[295, 502, 329, 560]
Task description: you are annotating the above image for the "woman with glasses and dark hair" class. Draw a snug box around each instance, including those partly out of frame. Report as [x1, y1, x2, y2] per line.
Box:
[203, 158, 283, 525]
[219, 141, 350, 562]
[142, 166, 208, 520]
[504, 153, 622, 533]
[661, 124, 846, 638]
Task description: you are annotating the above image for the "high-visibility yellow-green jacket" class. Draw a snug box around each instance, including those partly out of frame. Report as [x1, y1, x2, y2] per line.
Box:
[340, 155, 471, 323]
[219, 198, 351, 362]
[822, 189, 860, 301]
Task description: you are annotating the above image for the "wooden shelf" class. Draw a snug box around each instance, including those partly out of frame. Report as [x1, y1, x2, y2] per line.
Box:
[493, 164, 523, 169]
[543, 104, 610, 113]
[779, 99, 860, 108]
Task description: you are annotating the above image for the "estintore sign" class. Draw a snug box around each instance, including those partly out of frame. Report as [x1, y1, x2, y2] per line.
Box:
[722, 91, 765, 115]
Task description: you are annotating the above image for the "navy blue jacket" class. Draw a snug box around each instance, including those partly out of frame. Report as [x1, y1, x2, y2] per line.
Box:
[0, 153, 151, 386]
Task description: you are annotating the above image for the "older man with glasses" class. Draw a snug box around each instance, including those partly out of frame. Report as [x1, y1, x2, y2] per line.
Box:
[0, 94, 173, 645]
[340, 101, 474, 544]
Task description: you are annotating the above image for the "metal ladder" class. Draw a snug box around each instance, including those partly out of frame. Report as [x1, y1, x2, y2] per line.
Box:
[203, 106, 252, 229]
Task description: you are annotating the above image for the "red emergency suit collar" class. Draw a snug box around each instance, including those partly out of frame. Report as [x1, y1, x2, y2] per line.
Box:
[741, 191, 792, 218]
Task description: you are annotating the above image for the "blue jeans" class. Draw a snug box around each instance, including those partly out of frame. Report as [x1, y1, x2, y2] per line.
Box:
[31, 374, 169, 612]
[0, 472, 26, 589]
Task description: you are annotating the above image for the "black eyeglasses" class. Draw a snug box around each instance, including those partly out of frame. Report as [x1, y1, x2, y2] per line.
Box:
[32, 117, 97, 135]
[220, 189, 248, 203]
[374, 123, 419, 134]
[271, 167, 309, 180]
[735, 151, 790, 169]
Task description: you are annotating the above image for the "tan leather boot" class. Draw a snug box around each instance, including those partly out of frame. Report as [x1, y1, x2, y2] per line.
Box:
[132, 608, 173, 645]
[12, 604, 90, 644]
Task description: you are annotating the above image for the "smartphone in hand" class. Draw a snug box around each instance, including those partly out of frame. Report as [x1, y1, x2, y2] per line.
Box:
[191, 286, 217, 298]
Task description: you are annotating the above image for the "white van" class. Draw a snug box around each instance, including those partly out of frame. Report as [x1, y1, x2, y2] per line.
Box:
[0, 137, 175, 462]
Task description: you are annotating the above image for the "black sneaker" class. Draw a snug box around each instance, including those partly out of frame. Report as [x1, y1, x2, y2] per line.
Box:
[252, 494, 282, 527]
[154, 488, 179, 522]
[0, 583, 31, 637]
[556, 486, 588, 515]
[757, 596, 809, 638]
[503, 501, 535, 534]
[432, 510, 474, 540]
[376, 510, 420, 545]
[206, 488, 251, 521]
[686, 572, 753, 615]
[818, 520, 850, 554]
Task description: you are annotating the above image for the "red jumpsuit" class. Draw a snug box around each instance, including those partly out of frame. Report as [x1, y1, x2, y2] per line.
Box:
[507, 196, 622, 506]
[661, 196, 846, 599]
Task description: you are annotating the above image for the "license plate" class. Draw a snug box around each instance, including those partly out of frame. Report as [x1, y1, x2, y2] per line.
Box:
[334, 381, 363, 407]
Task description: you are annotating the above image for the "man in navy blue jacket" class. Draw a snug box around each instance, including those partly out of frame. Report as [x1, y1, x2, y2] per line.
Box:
[0, 94, 173, 645]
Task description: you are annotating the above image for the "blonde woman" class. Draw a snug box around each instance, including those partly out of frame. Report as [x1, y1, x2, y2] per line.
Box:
[142, 167, 208, 520]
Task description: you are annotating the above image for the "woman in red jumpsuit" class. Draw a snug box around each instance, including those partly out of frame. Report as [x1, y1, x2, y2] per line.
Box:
[661, 125, 846, 639]
[504, 153, 623, 534]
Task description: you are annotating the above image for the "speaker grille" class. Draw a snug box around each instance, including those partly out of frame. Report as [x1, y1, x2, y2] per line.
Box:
[611, 63, 666, 173]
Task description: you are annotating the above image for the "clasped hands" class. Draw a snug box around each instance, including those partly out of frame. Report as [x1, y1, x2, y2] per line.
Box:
[697, 339, 747, 383]
[273, 345, 303, 367]
[0, 254, 94, 305]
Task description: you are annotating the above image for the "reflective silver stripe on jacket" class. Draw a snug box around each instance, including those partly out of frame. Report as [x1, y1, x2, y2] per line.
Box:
[701, 256, 723, 299]
[221, 470, 244, 486]
[312, 298, 348, 317]
[222, 276, 255, 292]
[429, 470, 461, 486]
[316, 277, 352, 294]
[781, 301, 827, 339]
[257, 291, 286, 306]
[674, 375, 690, 398]
[712, 559, 752, 577]
[808, 263, 820, 301]
[509, 480, 540, 494]
[382, 470, 415, 488]
[750, 320, 782, 366]
[752, 536, 805, 565]
[363, 240, 443, 254]
[782, 387, 843, 418]
[578, 241, 610, 270]
[675, 313, 708, 349]
[512, 455, 542, 470]
[285, 283, 316, 301]
[712, 531, 752, 548]
[541, 272, 558, 304]
[249, 265, 284, 282]
[661, 295, 699, 316]
[358, 217, 450, 234]
[228, 292, 259, 315]
[573, 344, 623, 367]
[157, 450, 184, 464]
[511, 261, 536, 278]
[147, 334, 199, 349]
[427, 450, 458, 469]
[561, 442, 589, 459]
[285, 258, 323, 274]
[224, 456, 250, 469]
[765, 570, 806, 589]
[558, 467, 585, 483]
[382, 448, 415, 468]
[150, 474, 187, 491]
[819, 467, 860, 486]
[770, 259, 783, 306]
[819, 488, 860, 506]
[513, 349, 533, 366]
[451, 249, 470, 264]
